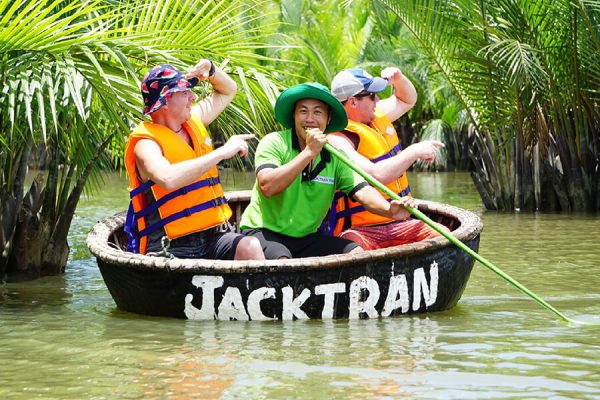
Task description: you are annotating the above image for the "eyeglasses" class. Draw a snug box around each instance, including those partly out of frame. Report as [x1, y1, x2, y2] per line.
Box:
[353, 92, 377, 101]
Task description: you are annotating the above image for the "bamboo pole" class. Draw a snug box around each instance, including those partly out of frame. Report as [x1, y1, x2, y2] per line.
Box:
[325, 142, 598, 326]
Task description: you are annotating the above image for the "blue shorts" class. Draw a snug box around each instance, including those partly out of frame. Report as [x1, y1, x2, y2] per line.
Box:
[150, 227, 244, 260]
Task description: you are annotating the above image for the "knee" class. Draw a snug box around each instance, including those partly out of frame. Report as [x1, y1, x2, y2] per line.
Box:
[235, 237, 265, 260]
[340, 230, 367, 249]
[349, 246, 364, 253]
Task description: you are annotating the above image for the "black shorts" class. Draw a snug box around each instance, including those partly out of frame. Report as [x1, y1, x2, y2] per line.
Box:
[242, 228, 359, 259]
[153, 228, 245, 260]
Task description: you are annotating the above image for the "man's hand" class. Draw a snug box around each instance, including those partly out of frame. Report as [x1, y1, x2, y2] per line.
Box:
[388, 196, 415, 221]
[189, 59, 237, 126]
[304, 128, 327, 156]
[381, 67, 403, 86]
[407, 140, 445, 163]
[219, 134, 255, 159]
[186, 59, 213, 81]
[377, 66, 418, 121]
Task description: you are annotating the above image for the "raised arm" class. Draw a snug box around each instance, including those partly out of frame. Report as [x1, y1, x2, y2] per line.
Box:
[186, 59, 237, 126]
[134, 134, 254, 191]
[376, 67, 417, 122]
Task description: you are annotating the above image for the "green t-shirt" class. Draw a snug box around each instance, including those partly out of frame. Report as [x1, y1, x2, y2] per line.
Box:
[240, 129, 367, 237]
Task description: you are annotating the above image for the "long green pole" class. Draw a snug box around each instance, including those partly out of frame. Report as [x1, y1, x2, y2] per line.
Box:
[324, 143, 596, 326]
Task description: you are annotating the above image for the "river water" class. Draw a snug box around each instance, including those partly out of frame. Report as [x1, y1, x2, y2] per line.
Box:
[1, 171, 598, 399]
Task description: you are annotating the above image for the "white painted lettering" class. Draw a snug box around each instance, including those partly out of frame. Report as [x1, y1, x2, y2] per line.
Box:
[282, 286, 310, 320]
[315, 283, 346, 319]
[183, 261, 441, 320]
[412, 262, 439, 311]
[184, 275, 224, 319]
[381, 274, 409, 317]
[247, 287, 277, 321]
[217, 287, 249, 321]
[349, 276, 380, 319]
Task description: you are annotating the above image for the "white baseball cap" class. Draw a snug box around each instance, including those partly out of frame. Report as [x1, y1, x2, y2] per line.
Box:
[331, 68, 388, 101]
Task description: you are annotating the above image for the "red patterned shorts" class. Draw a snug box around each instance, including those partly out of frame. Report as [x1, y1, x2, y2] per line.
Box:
[340, 218, 441, 250]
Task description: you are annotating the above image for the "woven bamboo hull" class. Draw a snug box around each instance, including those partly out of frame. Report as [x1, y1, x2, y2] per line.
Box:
[87, 191, 483, 320]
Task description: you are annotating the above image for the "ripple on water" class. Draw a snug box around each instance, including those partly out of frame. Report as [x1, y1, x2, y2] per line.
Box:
[2, 172, 599, 399]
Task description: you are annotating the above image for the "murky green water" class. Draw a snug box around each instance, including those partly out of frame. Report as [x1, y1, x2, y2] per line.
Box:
[1, 171, 599, 399]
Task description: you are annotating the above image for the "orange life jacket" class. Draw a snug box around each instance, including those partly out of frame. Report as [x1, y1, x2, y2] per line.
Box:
[326, 111, 411, 235]
[123, 114, 231, 254]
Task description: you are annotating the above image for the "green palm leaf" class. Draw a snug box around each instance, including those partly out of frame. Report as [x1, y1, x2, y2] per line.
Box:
[0, 0, 283, 279]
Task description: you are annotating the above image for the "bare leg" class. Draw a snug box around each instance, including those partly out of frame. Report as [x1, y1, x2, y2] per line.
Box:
[234, 236, 265, 260]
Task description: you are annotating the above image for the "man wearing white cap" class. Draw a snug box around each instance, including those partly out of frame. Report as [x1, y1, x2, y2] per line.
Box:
[326, 67, 444, 250]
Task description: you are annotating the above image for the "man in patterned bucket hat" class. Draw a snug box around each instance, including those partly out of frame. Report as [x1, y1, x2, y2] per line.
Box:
[141, 64, 199, 115]
[123, 60, 264, 260]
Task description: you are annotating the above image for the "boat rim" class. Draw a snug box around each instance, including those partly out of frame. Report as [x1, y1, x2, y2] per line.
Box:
[86, 191, 483, 274]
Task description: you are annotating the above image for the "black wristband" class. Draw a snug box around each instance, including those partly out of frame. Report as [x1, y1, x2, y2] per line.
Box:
[208, 61, 216, 77]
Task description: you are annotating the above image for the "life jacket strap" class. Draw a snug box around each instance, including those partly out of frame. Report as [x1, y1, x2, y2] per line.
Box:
[323, 185, 411, 235]
[137, 196, 227, 240]
[125, 177, 224, 253]
[129, 180, 155, 198]
[124, 201, 140, 253]
[132, 177, 221, 219]
[370, 143, 402, 163]
[320, 191, 347, 235]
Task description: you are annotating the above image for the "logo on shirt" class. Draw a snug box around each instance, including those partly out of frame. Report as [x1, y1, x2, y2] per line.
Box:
[205, 137, 212, 146]
[311, 175, 335, 185]
[386, 126, 395, 135]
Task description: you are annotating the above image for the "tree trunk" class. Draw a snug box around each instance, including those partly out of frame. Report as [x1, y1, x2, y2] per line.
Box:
[3, 133, 113, 281]
[43, 240, 69, 276]
[5, 175, 46, 280]
[0, 142, 31, 281]
[0, 193, 17, 279]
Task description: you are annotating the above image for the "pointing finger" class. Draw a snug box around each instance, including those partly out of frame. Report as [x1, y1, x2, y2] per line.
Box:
[236, 134, 256, 141]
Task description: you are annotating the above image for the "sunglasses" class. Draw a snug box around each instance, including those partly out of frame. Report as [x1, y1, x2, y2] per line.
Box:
[353, 92, 377, 101]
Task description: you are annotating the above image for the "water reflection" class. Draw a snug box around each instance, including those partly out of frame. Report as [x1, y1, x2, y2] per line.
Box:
[145, 317, 445, 399]
[0, 274, 71, 309]
[1, 171, 599, 399]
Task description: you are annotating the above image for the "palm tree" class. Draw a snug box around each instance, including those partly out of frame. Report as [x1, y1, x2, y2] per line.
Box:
[266, 1, 469, 172]
[261, 0, 374, 85]
[363, 6, 470, 171]
[0, 0, 280, 281]
[377, 0, 600, 211]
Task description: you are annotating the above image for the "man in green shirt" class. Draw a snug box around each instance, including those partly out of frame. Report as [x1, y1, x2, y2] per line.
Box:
[240, 83, 414, 259]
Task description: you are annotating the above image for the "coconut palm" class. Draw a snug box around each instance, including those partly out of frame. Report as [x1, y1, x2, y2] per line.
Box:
[267, 1, 468, 172]
[377, 0, 600, 211]
[363, 6, 470, 171]
[262, 0, 373, 85]
[0, 0, 280, 281]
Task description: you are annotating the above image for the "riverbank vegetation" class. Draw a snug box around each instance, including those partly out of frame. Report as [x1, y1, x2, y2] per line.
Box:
[377, 0, 600, 212]
[0, 0, 278, 280]
[1, 0, 598, 280]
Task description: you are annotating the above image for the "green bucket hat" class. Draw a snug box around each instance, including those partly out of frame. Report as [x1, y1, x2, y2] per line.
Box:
[274, 82, 348, 133]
